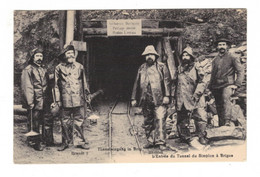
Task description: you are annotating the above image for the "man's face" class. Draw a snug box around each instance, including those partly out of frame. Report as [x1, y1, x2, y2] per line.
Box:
[33, 53, 43, 65]
[182, 52, 191, 64]
[145, 54, 156, 66]
[217, 42, 228, 54]
[65, 50, 75, 63]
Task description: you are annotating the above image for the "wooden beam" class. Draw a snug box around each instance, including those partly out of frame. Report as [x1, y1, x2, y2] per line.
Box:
[66, 10, 75, 44]
[83, 28, 183, 35]
[58, 11, 66, 51]
[84, 34, 164, 38]
[163, 37, 177, 80]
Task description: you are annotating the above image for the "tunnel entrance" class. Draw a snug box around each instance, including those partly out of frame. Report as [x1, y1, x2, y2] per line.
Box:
[86, 37, 159, 101]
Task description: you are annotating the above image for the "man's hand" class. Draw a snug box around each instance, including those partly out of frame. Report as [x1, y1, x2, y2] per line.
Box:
[192, 93, 200, 103]
[131, 100, 137, 107]
[162, 97, 170, 105]
[85, 93, 91, 103]
[227, 85, 238, 90]
[29, 104, 34, 110]
[51, 102, 61, 108]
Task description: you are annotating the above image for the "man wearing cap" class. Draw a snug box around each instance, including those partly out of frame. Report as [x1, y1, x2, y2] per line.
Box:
[54, 44, 90, 151]
[175, 46, 211, 145]
[131, 45, 171, 149]
[209, 38, 244, 126]
[21, 48, 54, 151]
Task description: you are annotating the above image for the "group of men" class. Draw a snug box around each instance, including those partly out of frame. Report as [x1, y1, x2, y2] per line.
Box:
[131, 38, 245, 149]
[21, 45, 90, 151]
[21, 37, 244, 152]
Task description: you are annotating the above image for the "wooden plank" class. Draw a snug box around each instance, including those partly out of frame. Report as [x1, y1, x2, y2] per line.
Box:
[163, 37, 177, 80]
[71, 41, 87, 51]
[142, 20, 159, 28]
[82, 19, 182, 29]
[83, 28, 183, 35]
[156, 39, 163, 62]
[205, 126, 246, 140]
[58, 11, 66, 51]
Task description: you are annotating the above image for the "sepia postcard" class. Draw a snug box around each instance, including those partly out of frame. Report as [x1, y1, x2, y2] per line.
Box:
[13, 9, 247, 163]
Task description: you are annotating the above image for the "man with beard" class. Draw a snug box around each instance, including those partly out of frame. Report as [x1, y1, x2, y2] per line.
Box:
[175, 46, 211, 145]
[131, 45, 171, 150]
[21, 48, 54, 151]
[209, 38, 244, 126]
[54, 44, 91, 151]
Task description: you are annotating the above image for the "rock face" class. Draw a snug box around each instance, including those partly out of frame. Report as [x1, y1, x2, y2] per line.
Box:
[13, 9, 247, 104]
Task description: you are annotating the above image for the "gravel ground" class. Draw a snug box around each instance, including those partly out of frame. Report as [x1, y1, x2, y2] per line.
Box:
[13, 100, 246, 163]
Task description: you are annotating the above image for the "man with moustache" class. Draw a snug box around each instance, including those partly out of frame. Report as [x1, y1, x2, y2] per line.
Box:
[21, 48, 53, 151]
[131, 45, 171, 150]
[54, 44, 91, 151]
[209, 38, 244, 126]
[176, 46, 211, 145]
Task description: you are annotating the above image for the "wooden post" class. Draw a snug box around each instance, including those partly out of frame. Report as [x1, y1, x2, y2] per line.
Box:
[156, 39, 163, 62]
[59, 11, 66, 51]
[163, 37, 177, 80]
[66, 10, 75, 44]
[177, 36, 183, 64]
[75, 10, 85, 65]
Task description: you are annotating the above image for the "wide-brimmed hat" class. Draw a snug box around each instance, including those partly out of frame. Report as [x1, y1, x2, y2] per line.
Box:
[29, 48, 44, 63]
[180, 46, 195, 59]
[58, 44, 75, 59]
[215, 38, 231, 45]
[142, 45, 159, 58]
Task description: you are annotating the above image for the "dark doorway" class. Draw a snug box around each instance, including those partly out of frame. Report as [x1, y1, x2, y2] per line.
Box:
[86, 37, 159, 100]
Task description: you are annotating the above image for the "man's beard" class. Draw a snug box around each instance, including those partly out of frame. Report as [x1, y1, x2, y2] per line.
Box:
[34, 59, 42, 65]
[67, 56, 75, 63]
[219, 48, 226, 54]
[182, 59, 191, 65]
[146, 58, 155, 66]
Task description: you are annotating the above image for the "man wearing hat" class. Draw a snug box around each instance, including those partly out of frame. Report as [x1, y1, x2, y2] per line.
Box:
[54, 44, 90, 151]
[209, 38, 244, 126]
[175, 46, 211, 145]
[21, 48, 54, 151]
[131, 45, 171, 149]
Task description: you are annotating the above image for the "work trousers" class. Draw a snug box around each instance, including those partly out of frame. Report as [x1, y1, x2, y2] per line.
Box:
[177, 106, 207, 141]
[60, 106, 86, 146]
[211, 87, 235, 126]
[27, 109, 54, 145]
[141, 90, 166, 145]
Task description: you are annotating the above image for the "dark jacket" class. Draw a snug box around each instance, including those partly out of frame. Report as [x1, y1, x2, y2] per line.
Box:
[21, 63, 48, 110]
[131, 61, 171, 106]
[209, 51, 244, 90]
[54, 61, 90, 108]
[176, 59, 211, 111]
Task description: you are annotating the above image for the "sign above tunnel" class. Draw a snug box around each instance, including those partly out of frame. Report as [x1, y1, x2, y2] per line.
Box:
[107, 19, 142, 36]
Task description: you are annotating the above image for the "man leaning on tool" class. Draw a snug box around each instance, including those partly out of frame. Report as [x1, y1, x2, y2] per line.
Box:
[131, 45, 171, 150]
[21, 48, 54, 151]
[209, 38, 244, 127]
[175, 46, 211, 145]
[53, 44, 91, 151]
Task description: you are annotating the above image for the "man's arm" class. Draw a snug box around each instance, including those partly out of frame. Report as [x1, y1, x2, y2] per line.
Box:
[54, 66, 61, 104]
[131, 69, 140, 101]
[193, 60, 212, 99]
[232, 55, 245, 87]
[82, 66, 91, 100]
[21, 68, 34, 109]
[162, 64, 171, 97]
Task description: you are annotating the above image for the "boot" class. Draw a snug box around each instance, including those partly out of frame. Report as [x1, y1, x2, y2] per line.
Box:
[224, 120, 235, 127]
[34, 142, 45, 151]
[199, 137, 209, 145]
[57, 143, 69, 151]
[77, 143, 90, 150]
[143, 143, 154, 149]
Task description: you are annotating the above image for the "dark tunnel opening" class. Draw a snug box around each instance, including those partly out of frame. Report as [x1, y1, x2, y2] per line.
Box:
[87, 37, 159, 101]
